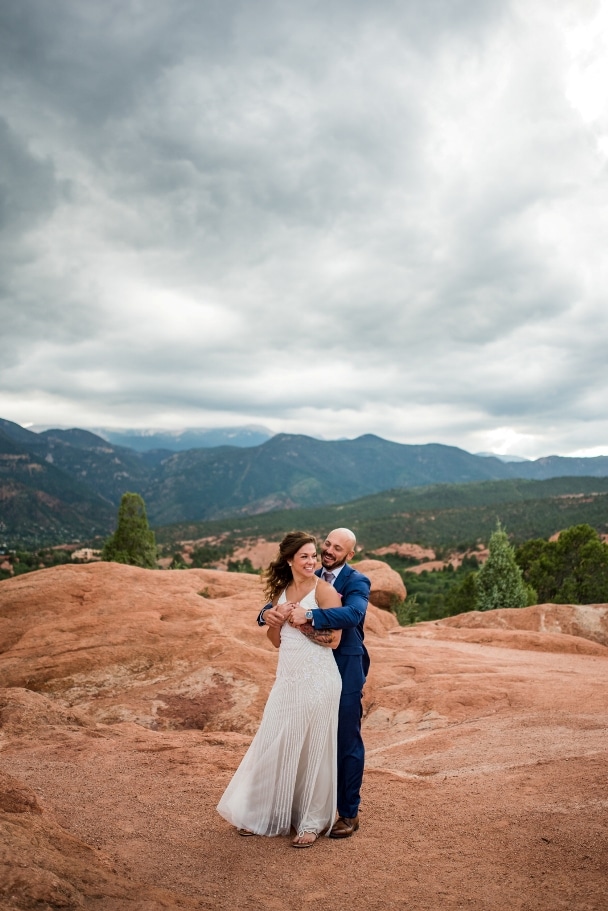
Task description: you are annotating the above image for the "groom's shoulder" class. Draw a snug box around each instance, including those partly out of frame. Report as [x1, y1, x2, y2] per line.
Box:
[343, 563, 370, 585]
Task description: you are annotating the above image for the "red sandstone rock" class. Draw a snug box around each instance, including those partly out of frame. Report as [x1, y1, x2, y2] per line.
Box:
[354, 559, 406, 610]
[404, 558, 453, 574]
[408, 602, 608, 649]
[225, 538, 281, 569]
[372, 542, 436, 561]
[0, 563, 607, 911]
[0, 562, 276, 733]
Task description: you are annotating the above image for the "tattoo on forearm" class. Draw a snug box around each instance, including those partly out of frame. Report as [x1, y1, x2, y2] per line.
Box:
[298, 622, 335, 645]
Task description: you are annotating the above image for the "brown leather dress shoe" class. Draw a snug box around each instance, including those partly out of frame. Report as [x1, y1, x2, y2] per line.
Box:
[329, 815, 359, 838]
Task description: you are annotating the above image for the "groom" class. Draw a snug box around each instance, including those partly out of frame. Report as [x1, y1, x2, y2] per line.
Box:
[257, 527, 371, 838]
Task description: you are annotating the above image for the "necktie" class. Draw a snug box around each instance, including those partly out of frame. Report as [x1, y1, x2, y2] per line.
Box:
[323, 571, 335, 585]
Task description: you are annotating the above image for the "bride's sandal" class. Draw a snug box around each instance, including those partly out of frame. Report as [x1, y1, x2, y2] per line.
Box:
[237, 828, 256, 836]
[292, 831, 318, 848]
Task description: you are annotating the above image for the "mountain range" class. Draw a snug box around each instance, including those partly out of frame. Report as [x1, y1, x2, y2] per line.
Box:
[90, 424, 274, 451]
[1, 416, 608, 546]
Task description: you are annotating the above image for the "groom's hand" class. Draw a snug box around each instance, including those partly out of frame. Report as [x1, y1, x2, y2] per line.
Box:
[289, 605, 307, 626]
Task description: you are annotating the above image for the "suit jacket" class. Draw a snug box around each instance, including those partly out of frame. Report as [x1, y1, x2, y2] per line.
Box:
[312, 564, 371, 694]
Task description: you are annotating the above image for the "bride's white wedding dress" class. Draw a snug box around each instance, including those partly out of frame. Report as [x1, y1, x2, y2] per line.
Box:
[217, 585, 341, 837]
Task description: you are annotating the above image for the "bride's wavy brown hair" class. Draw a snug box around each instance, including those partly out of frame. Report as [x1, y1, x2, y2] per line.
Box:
[263, 531, 317, 603]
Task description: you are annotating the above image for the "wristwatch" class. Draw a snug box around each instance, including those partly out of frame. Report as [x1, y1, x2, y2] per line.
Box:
[305, 609, 313, 621]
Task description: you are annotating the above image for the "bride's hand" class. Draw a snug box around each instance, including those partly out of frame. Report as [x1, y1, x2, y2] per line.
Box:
[277, 602, 296, 622]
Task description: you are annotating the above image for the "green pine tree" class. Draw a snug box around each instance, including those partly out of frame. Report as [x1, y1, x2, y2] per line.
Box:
[445, 571, 478, 616]
[475, 521, 532, 611]
[102, 492, 157, 568]
[516, 524, 608, 604]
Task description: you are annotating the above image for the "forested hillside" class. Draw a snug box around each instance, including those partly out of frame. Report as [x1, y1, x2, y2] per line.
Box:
[156, 476, 608, 553]
[2, 416, 608, 547]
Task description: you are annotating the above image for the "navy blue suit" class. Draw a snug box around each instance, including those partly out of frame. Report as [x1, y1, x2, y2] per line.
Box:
[311, 564, 370, 818]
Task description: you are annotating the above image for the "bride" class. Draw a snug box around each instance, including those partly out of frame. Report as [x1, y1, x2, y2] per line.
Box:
[216, 531, 342, 847]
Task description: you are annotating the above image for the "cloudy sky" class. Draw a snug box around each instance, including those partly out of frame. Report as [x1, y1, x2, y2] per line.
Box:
[1, 1, 607, 458]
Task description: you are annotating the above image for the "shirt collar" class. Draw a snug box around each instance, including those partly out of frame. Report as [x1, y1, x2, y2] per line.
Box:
[324, 562, 347, 580]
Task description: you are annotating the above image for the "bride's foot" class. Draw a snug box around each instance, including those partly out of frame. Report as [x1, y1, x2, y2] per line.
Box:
[237, 827, 256, 836]
[292, 831, 318, 848]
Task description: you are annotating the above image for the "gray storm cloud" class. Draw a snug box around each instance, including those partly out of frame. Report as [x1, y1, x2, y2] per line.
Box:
[0, 0, 607, 457]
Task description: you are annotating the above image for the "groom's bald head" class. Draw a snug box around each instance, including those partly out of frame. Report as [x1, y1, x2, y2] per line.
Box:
[321, 528, 356, 570]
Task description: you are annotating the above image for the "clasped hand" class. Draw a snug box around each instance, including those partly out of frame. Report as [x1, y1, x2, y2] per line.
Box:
[264, 601, 308, 629]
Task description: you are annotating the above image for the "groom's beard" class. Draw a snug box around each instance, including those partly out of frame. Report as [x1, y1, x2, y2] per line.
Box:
[321, 555, 346, 571]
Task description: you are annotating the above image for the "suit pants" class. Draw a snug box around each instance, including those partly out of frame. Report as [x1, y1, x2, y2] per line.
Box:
[337, 687, 365, 819]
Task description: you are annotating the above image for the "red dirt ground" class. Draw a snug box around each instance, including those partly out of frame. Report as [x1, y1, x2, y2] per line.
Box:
[0, 563, 606, 911]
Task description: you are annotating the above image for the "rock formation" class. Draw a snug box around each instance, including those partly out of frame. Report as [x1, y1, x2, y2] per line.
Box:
[354, 559, 406, 610]
[401, 602, 608, 649]
[0, 562, 606, 911]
